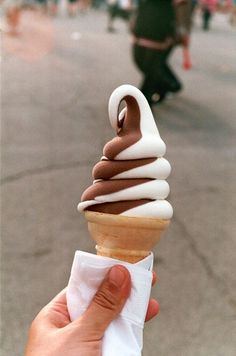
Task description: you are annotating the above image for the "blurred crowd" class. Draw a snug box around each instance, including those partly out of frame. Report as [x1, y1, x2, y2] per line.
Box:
[1, 0, 235, 102]
[1, 0, 235, 36]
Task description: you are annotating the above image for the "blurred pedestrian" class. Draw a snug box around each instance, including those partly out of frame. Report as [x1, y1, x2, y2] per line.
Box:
[3, 5, 55, 61]
[191, 0, 198, 11]
[3, 0, 22, 36]
[132, 0, 191, 106]
[92, 0, 105, 8]
[175, 0, 192, 70]
[107, 0, 134, 32]
[230, 0, 236, 25]
[189, 0, 198, 28]
[48, 0, 59, 15]
[67, 0, 80, 16]
[191, 0, 198, 16]
[200, 0, 217, 30]
[35, 0, 48, 13]
[79, 0, 92, 12]
[217, 0, 231, 12]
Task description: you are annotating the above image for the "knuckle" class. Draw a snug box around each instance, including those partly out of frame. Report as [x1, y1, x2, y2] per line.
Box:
[93, 284, 119, 312]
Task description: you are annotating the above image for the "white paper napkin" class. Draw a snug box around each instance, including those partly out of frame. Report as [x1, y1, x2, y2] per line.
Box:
[67, 251, 154, 356]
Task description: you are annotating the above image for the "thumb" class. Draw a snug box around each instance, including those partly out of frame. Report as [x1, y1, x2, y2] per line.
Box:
[74, 265, 131, 340]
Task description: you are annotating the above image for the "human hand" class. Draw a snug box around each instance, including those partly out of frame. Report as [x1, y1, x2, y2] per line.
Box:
[25, 265, 159, 356]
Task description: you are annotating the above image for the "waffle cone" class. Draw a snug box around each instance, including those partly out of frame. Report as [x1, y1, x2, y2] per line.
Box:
[84, 211, 170, 263]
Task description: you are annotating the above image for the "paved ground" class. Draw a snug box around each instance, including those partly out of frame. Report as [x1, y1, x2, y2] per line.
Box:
[1, 8, 236, 356]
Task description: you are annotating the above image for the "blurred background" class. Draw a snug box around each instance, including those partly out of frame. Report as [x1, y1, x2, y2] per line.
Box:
[1, 0, 236, 355]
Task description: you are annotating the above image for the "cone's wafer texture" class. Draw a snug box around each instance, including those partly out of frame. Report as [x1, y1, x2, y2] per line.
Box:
[85, 211, 170, 263]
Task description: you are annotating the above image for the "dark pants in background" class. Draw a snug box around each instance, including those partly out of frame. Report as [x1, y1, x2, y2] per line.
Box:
[202, 7, 212, 30]
[108, 4, 131, 21]
[133, 44, 182, 104]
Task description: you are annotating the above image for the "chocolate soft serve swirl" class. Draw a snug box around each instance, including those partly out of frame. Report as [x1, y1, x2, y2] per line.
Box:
[78, 85, 173, 219]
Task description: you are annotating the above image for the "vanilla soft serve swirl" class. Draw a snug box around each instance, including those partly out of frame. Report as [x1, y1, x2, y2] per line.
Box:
[78, 85, 173, 219]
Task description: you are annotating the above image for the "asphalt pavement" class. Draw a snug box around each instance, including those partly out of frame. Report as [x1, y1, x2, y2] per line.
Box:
[1, 8, 236, 356]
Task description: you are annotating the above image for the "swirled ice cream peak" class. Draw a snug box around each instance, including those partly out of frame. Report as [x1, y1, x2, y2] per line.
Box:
[78, 85, 173, 219]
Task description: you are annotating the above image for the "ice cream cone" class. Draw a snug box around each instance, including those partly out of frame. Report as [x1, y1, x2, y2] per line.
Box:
[85, 210, 170, 263]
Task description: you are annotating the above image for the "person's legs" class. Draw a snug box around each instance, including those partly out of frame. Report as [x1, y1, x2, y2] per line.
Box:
[162, 64, 182, 93]
[79, 0, 91, 12]
[107, 4, 118, 32]
[35, 0, 48, 14]
[144, 48, 181, 104]
[133, 44, 183, 105]
[48, 0, 59, 16]
[119, 8, 131, 21]
[202, 7, 212, 30]
[190, 0, 197, 26]
[6, 6, 21, 36]
[230, 5, 236, 25]
[155, 48, 182, 94]
[67, 0, 79, 17]
[133, 45, 163, 105]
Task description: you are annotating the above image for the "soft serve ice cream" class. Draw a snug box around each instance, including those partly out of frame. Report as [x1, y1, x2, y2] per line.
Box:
[78, 85, 173, 220]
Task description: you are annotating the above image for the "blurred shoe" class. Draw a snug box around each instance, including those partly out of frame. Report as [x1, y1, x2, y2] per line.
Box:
[151, 92, 166, 105]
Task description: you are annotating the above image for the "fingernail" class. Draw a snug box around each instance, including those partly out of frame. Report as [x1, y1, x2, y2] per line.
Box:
[108, 265, 127, 288]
